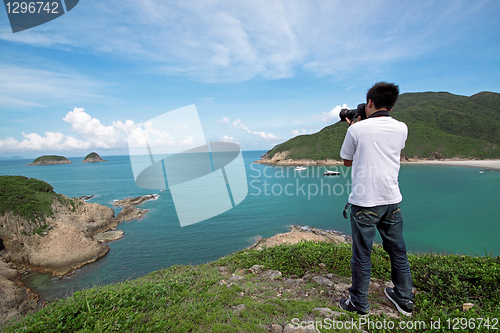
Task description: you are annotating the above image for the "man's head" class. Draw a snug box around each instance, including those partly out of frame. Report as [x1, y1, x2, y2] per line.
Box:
[366, 82, 399, 111]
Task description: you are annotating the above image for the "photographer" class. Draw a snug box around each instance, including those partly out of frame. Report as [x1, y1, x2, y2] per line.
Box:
[339, 82, 414, 316]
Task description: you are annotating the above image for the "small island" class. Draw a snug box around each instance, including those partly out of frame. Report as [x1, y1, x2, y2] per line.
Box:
[27, 155, 72, 166]
[82, 152, 107, 163]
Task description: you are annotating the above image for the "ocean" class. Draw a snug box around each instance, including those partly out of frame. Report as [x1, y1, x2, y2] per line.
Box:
[0, 151, 499, 301]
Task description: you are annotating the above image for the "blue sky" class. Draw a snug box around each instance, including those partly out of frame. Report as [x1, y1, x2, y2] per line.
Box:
[1, 0, 499, 158]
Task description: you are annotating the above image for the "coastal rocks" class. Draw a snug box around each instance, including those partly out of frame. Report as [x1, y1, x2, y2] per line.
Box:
[82, 152, 107, 163]
[0, 259, 42, 325]
[93, 230, 124, 243]
[114, 194, 152, 223]
[113, 194, 158, 207]
[0, 196, 117, 276]
[255, 151, 342, 166]
[256, 158, 342, 166]
[249, 225, 347, 249]
[116, 206, 148, 222]
[27, 155, 72, 166]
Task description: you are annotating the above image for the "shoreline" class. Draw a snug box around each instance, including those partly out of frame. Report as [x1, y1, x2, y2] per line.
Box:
[401, 159, 500, 171]
[255, 158, 500, 171]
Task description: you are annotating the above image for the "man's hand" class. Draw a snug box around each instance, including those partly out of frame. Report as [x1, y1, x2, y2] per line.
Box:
[346, 116, 362, 125]
[343, 159, 352, 167]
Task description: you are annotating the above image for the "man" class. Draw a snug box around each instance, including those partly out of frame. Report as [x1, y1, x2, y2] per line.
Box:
[339, 82, 414, 316]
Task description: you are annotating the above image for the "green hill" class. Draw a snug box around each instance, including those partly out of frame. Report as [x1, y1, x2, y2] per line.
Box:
[263, 91, 500, 161]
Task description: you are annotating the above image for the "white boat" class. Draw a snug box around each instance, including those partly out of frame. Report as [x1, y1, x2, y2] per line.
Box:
[294, 166, 307, 171]
[323, 170, 340, 176]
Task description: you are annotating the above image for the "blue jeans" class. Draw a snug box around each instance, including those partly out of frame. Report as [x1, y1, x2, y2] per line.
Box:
[348, 202, 413, 312]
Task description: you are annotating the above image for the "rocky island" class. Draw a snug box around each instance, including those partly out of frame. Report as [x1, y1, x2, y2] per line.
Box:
[82, 152, 107, 163]
[27, 155, 72, 166]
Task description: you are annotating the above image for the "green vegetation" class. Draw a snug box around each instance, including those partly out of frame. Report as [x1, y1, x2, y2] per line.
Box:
[85, 152, 100, 159]
[83, 152, 101, 160]
[3, 241, 499, 332]
[264, 91, 500, 161]
[0, 176, 77, 230]
[31, 155, 70, 163]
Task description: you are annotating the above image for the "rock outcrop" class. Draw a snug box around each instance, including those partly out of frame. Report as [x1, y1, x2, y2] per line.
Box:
[0, 196, 116, 276]
[0, 259, 43, 325]
[113, 194, 158, 207]
[82, 152, 107, 163]
[93, 230, 124, 243]
[255, 151, 342, 166]
[116, 206, 148, 222]
[249, 225, 348, 250]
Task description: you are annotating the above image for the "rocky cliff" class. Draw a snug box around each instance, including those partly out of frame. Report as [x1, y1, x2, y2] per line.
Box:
[0, 195, 116, 276]
[0, 193, 118, 325]
[0, 176, 155, 325]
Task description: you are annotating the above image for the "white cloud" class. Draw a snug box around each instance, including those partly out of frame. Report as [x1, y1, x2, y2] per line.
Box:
[1, 1, 475, 82]
[230, 118, 277, 140]
[219, 116, 277, 141]
[221, 135, 235, 143]
[291, 128, 316, 137]
[314, 104, 347, 123]
[0, 131, 90, 152]
[180, 136, 194, 146]
[0, 108, 137, 152]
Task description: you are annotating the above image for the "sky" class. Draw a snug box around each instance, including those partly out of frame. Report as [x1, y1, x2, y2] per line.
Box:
[0, 0, 499, 158]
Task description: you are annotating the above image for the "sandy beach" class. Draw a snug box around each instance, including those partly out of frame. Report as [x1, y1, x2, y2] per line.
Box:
[402, 160, 500, 171]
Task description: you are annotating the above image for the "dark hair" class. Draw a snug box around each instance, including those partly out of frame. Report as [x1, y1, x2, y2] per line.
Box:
[366, 82, 399, 110]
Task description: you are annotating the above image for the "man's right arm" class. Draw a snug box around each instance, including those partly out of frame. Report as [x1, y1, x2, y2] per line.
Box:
[340, 128, 355, 167]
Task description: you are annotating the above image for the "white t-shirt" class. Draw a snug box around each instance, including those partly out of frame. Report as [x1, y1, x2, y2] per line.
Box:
[340, 116, 408, 207]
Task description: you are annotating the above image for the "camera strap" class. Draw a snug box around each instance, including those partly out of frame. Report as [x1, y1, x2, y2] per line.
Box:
[343, 202, 352, 219]
[368, 110, 391, 118]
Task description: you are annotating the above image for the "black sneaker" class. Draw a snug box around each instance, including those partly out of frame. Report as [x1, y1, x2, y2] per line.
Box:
[384, 287, 414, 316]
[339, 297, 368, 316]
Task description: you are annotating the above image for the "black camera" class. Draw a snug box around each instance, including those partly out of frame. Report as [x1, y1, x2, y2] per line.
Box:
[339, 103, 367, 122]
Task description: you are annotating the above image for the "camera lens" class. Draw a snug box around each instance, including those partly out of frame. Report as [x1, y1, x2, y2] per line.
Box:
[339, 108, 355, 122]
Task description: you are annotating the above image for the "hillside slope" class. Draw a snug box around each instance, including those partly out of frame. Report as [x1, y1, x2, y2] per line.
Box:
[261, 91, 500, 162]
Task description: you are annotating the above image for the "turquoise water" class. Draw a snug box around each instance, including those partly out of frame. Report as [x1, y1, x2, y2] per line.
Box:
[0, 152, 499, 300]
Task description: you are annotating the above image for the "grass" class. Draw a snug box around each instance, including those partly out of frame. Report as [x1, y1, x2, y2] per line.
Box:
[0, 175, 79, 232]
[3, 241, 499, 332]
